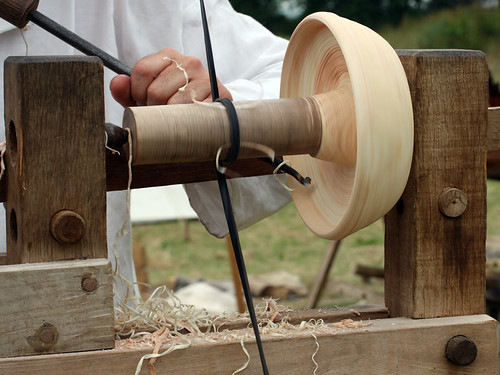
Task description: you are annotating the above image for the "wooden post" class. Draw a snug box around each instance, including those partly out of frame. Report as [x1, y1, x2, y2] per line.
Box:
[4, 56, 107, 264]
[385, 50, 489, 318]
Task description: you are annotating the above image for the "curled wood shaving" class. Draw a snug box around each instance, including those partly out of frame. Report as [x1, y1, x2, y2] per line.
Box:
[311, 333, 319, 375]
[163, 57, 189, 92]
[232, 337, 250, 375]
[133, 334, 191, 375]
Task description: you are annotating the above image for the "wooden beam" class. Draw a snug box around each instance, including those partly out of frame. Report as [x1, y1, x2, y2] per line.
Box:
[385, 50, 488, 318]
[488, 106, 500, 151]
[0, 155, 275, 203]
[0, 315, 496, 374]
[3, 56, 107, 264]
[0, 259, 114, 358]
[105, 154, 275, 192]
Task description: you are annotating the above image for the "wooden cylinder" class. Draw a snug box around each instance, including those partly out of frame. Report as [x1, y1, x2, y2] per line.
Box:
[123, 97, 324, 165]
[123, 88, 357, 167]
[0, 0, 39, 28]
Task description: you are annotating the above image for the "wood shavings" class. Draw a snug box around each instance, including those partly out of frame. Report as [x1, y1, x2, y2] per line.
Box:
[147, 327, 172, 375]
[110, 128, 140, 306]
[104, 131, 121, 155]
[331, 319, 372, 329]
[133, 334, 191, 375]
[350, 308, 361, 316]
[232, 337, 250, 375]
[273, 159, 294, 192]
[311, 332, 319, 375]
[215, 141, 275, 174]
[163, 57, 189, 92]
[114, 285, 212, 338]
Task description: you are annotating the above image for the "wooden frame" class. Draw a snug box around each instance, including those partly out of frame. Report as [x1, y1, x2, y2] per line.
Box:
[0, 50, 499, 373]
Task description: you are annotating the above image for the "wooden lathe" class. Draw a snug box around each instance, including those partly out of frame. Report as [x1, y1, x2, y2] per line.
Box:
[0, 5, 499, 375]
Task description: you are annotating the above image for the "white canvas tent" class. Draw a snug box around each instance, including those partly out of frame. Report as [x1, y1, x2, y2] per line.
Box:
[130, 185, 197, 224]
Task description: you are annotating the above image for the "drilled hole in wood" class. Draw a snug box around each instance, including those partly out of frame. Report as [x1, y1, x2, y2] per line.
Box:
[9, 208, 17, 243]
[396, 198, 405, 214]
[7, 120, 17, 166]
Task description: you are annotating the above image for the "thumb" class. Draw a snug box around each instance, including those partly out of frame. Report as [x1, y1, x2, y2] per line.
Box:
[110, 75, 136, 107]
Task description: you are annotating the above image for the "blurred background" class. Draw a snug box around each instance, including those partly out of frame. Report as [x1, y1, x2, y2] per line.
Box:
[132, 0, 500, 315]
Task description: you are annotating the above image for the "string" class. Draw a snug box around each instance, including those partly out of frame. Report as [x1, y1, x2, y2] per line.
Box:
[199, 1, 270, 374]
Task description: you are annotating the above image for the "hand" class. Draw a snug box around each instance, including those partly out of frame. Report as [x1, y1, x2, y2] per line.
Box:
[110, 48, 232, 107]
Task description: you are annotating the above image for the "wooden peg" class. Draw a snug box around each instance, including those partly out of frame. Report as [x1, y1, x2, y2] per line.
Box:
[438, 187, 467, 218]
[445, 335, 478, 366]
[50, 210, 86, 245]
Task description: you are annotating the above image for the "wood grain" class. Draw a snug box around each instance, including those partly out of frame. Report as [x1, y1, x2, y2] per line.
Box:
[385, 50, 489, 318]
[0, 0, 39, 28]
[3, 56, 107, 264]
[0, 259, 114, 358]
[488, 106, 500, 150]
[105, 154, 276, 192]
[282, 13, 414, 240]
[0, 315, 496, 374]
[124, 97, 322, 165]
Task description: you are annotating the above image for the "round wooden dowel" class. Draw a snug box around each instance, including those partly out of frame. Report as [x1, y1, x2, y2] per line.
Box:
[124, 97, 324, 165]
[0, 0, 39, 28]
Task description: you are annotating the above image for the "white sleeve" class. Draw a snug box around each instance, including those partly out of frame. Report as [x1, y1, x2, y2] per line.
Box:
[183, 1, 292, 238]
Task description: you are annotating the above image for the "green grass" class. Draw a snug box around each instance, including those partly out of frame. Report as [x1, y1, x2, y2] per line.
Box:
[379, 5, 500, 81]
[134, 201, 386, 308]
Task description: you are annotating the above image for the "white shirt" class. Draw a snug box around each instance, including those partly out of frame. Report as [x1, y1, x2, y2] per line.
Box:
[0, 0, 290, 295]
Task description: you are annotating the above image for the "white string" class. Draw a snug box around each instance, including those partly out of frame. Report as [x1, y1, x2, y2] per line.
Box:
[111, 128, 134, 303]
[19, 27, 29, 56]
[163, 57, 189, 92]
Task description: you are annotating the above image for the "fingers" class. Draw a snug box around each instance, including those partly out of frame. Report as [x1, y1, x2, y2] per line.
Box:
[131, 48, 179, 106]
[111, 47, 233, 107]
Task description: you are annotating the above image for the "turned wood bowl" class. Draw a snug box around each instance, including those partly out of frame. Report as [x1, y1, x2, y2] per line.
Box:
[281, 12, 413, 239]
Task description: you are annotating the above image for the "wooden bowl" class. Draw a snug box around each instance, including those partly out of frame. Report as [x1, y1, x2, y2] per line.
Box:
[281, 12, 413, 240]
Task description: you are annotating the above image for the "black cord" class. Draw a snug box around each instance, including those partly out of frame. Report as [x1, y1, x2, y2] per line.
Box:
[199, 0, 219, 100]
[216, 98, 240, 163]
[215, 163, 270, 375]
[199, 1, 270, 374]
